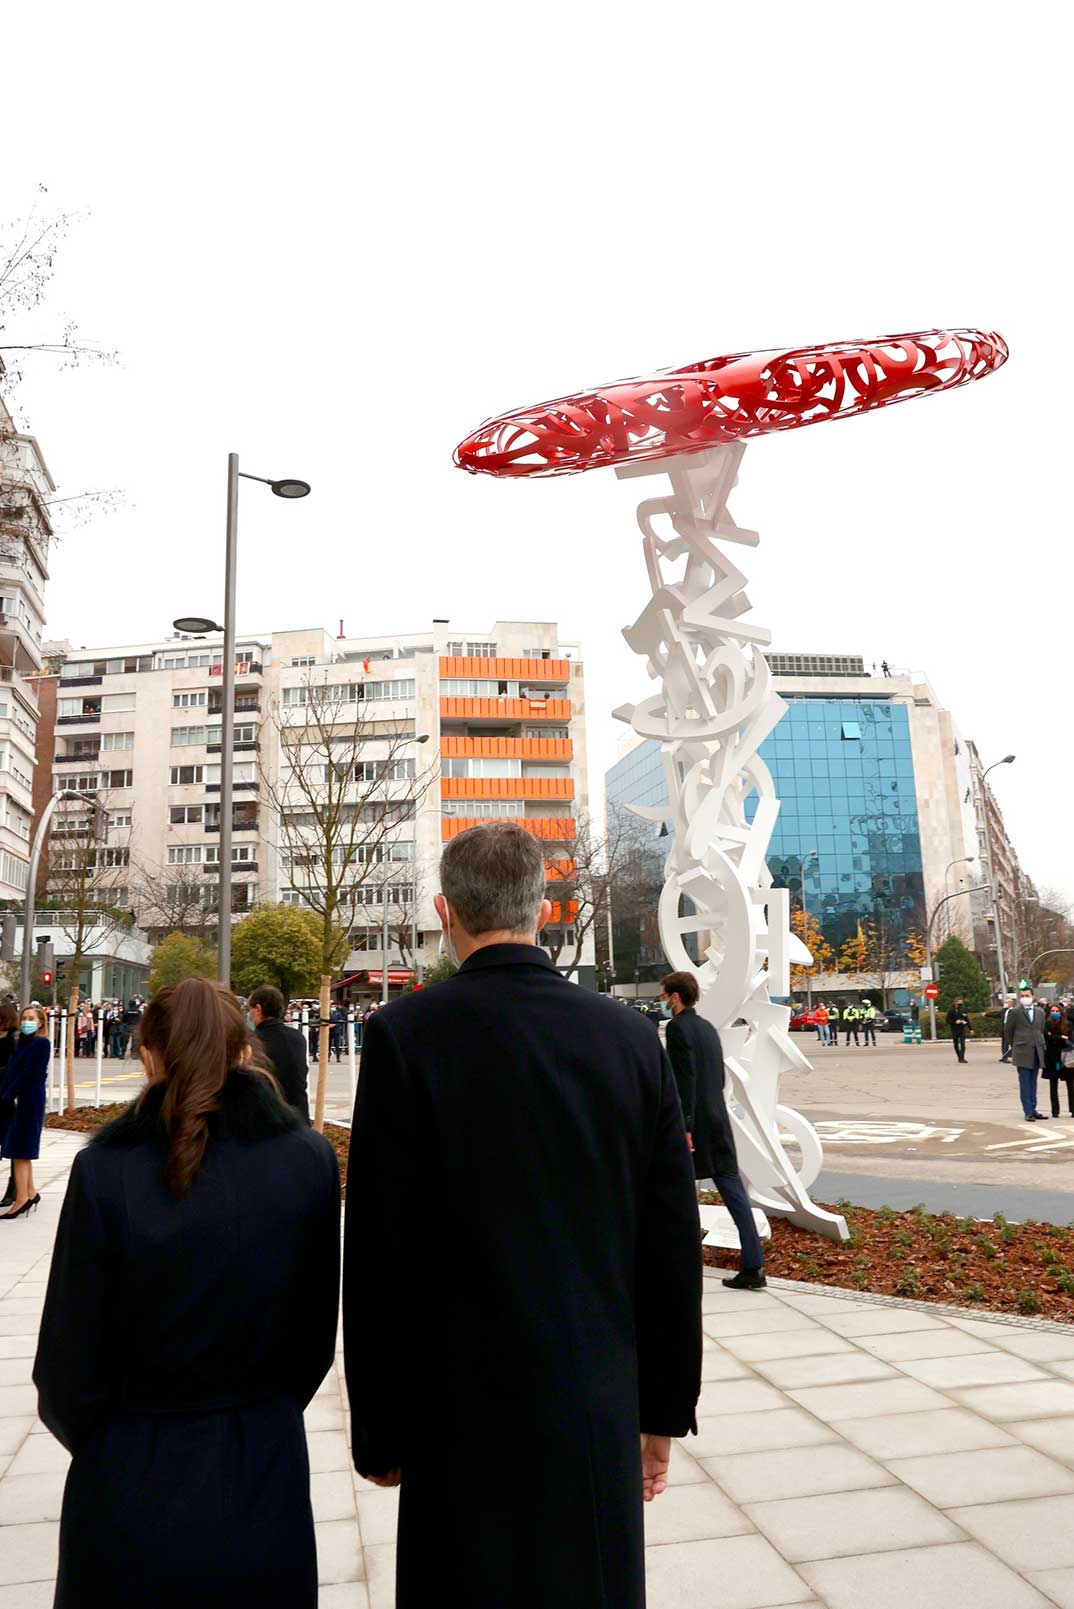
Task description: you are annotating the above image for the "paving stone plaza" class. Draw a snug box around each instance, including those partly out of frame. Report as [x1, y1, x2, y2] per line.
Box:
[7, 1134, 1074, 1605]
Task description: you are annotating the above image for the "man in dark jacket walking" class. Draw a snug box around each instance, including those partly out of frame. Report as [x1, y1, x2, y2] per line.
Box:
[662, 970, 766, 1291]
[343, 824, 702, 1609]
[947, 997, 971, 1063]
[249, 986, 310, 1122]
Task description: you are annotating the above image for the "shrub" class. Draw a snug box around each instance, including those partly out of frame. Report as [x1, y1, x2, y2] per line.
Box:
[1017, 1289, 1043, 1315]
[935, 936, 990, 1012]
[1056, 1273, 1074, 1296]
[896, 1270, 922, 1297]
[976, 1238, 998, 1260]
[964, 1283, 986, 1301]
[876, 1206, 896, 1224]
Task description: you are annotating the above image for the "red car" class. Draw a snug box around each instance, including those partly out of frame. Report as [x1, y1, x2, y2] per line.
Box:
[789, 1007, 821, 1031]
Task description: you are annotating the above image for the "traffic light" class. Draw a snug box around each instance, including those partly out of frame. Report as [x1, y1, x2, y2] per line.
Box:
[41, 970, 53, 987]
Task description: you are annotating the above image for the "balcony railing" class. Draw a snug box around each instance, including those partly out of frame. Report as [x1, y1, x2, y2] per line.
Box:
[204, 819, 259, 833]
[56, 712, 102, 725]
[57, 675, 103, 688]
[205, 781, 259, 793]
[54, 750, 100, 765]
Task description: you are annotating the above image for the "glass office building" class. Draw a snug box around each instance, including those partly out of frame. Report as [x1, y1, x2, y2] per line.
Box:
[606, 694, 925, 978]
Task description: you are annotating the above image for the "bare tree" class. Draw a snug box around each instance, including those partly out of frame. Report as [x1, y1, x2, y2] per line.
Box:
[130, 858, 218, 946]
[42, 797, 130, 1111]
[542, 808, 652, 981]
[261, 674, 437, 1130]
[1013, 885, 1074, 985]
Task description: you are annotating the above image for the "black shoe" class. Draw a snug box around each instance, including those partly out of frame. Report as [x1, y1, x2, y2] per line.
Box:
[0, 1194, 39, 1222]
[722, 1270, 767, 1291]
[0, 1177, 14, 1209]
[1035, 1112, 1050, 1120]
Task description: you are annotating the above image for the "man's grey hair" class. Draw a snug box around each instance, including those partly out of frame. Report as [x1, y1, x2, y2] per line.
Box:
[439, 823, 547, 936]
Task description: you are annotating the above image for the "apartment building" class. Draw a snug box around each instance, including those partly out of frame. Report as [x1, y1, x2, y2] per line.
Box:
[31, 619, 594, 990]
[0, 395, 53, 901]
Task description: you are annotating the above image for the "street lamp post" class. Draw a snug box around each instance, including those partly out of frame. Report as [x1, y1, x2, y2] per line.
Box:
[977, 755, 1016, 1004]
[798, 849, 819, 1012]
[174, 454, 310, 987]
[21, 789, 106, 1003]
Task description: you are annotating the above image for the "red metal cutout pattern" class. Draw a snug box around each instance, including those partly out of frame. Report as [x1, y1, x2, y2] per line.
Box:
[454, 328, 1008, 478]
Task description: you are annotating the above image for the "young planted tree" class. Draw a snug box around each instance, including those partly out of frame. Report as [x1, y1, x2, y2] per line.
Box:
[131, 858, 219, 945]
[790, 910, 836, 989]
[261, 673, 436, 1131]
[837, 921, 871, 978]
[42, 797, 130, 1112]
[148, 931, 217, 995]
[936, 935, 990, 1013]
[229, 904, 324, 1001]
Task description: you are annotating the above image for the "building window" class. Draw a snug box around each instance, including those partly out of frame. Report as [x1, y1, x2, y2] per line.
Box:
[206, 723, 257, 745]
[443, 758, 522, 779]
[172, 725, 208, 746]
[205, 845, 254, 864]
[168, 845, 204, 864]
[101, 693, 136, 713]
[99, 847, 130, 868]
[442, 799, 519, 818]
[173, 690, 208, 709]
[104, 769, 134, 789]
[523, 647, 554, 659]
[290, 654, 316, 667]
[102, 731, 134, 751]
[841, 722, 862, 740]
[109, 811, 132, 829]
[170, 765, 205, 785]
[441, 678, 515, 698]
[354, 757, 417, 783]
[169, 805, 204, 825]
[206, 762, 256, 785]
[524, 726, 569, 740]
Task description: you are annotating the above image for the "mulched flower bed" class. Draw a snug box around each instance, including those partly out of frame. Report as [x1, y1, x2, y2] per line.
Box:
[702, 1188, 1074, 1321]
[45, 1107, 354, 1196]
[45, 1110, 1074, 1320]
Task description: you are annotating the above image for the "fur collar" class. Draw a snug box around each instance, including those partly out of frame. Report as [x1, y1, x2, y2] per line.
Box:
[92, 1067, 299, 1149]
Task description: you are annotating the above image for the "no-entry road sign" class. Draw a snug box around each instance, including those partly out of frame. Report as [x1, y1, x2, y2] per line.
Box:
[924, 983, 940, 999]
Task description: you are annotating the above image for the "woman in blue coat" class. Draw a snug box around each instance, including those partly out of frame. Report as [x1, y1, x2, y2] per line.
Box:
[0, 1003, 51, 1221]
[33, 977, 341, 1608]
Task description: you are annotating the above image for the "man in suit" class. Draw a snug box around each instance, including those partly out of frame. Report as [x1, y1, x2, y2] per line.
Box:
[1003, 982, 1048, 1120]
[343, 823, 701, 1609]
[249, 985, 310, 1122]
[947, 997, 971, 1063]
[661, 970, 766, 1292]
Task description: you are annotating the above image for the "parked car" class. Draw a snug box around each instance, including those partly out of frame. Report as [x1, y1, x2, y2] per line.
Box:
[789, 1008, 820, 1031]
[877, 1010, 913, 1033]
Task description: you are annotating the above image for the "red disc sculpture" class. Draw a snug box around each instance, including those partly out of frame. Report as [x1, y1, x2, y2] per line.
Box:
[454, 328, 1008, 478]
[453, 325, 1007, 1249]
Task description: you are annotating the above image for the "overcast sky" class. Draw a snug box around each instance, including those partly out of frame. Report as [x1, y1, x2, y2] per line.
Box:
[4, 2, 1068, 905]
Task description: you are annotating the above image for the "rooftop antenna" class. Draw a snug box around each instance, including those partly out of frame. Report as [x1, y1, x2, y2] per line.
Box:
[338, 619, 345, 638]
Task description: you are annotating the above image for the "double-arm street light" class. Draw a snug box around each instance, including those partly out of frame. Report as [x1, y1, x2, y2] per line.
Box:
[923, 883, 990, 1041]
[977, 755, 1016, 1002]
[175, 454, 310, 985]
[21, 789, 107, 1003]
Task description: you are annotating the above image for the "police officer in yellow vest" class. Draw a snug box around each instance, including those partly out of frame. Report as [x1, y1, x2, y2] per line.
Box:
[843, 1002, 861, 1046]
[860, 998, 878, 1046]
[827, 1003, 840, 1047]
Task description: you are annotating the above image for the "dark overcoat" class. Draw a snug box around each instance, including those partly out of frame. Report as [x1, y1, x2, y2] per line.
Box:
[33, 1069, 340, 1609]
[664, 1007, 739, 1180]
[0, 1033, 50, 1160]
[343, 944, 702, 1609]
[255, 1014, 311, 1120]
[1003, 1004, 1047, 1068]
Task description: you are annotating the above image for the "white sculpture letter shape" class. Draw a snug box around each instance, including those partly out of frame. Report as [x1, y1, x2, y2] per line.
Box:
[614, 442, 848, 1243]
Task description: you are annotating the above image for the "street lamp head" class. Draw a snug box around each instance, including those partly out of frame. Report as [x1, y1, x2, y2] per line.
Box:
[269, 478, 311, 500]
[172, 615, 222, 635]
[415, 733, 430, 745]
[1002, 754, 1015, 765]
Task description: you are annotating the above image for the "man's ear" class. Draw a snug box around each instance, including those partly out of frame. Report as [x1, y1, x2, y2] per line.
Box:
[434, 893, 449, 930]
[536, 898, 553, 933]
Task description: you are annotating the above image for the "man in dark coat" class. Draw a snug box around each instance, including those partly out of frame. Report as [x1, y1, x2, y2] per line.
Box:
[662, 970, 766, 1291]
[343, 823, 702, 1609]
[1004, 983, 1049, 1120]
[947, 997, 971, 1063]
[249, 985, 310, 1122]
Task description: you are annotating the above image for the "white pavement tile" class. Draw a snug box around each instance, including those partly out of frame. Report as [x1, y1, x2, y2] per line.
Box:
[720, 1329, 859, 1364]
[703, 1310, 824, 1339]
[811, 1309, 949, 1338]
[643, 1482, 753, 1544]
[0, 1520, 58, 1586]
[695, 1380, 787, 1417]
[753, 1354, 897, 1391]
[702, 1290, 790, 1314]
[743, 1486, 963, 1563]
[0, 1582, 56, 1608]
[0, 1472, 66, 1526]
[668, 1442, 710, 1485]
[0, 1361, 32, 1388]
[645, 1534, 815, 1609]
[315, 1519, 364, 1586]
[1027, 1568, 1074, 1608]
[310, 1470, 357, 1523]
[306, 1430, 352, 1473]
[6, 1436, 68, 1477]
[0, 1303, 44, 1319]
[771, 1294, 875, 1316]
[702, 1443, 895, 1505]
[356, 1486, 400, 1548]
[0, 1420, 31, 1457]
[950, 1493, 1074, 1572]
[832, 1407, 1016, 1459]
[1041, 1361, 1074, 1384]
[0, 1388, 36, 1420]
[701, 1349, 754, 1381]
[363, 1541, 396, 1609]
[786, 1378, 950, 1422]
[951, 1380, 1074, 1421]
[898, 1353, 1047, 1389]
[304, 1397, 345, 1431]
[888, 1445, 1074, 1506]
[856, 1328, 998, 1362]
[801, 1541, 1053, 1609]
[987, 1330, 1074, 1363]
[689, 1408, 837, 1459]
[1011, 1418, 1074, 1466]
[0, 1317, 38, 1337]
[318, 1585, 370, 1608]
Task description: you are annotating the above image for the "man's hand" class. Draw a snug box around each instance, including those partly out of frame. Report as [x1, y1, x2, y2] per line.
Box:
[366, 1468, 401, 1488]
[685, 1131, 695, 1152]
[640, 1434, 671, 1502]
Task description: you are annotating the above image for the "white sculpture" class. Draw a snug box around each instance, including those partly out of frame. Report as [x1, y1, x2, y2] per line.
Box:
[614, 443, 848, 1243]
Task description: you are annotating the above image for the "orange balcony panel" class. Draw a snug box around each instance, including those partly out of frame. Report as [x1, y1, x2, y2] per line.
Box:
[545, 858, 576, 882]
[439, 656, 571, 682]
[549, 899, 579, 925]
[442, 817, 576, 842]
[440, 735, 573, 761]
[440, 777, 575, 801]
[439, 697, 572, 722]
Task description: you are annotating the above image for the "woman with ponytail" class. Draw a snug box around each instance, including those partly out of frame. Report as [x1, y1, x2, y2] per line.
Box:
[33, 978, 340, 1608]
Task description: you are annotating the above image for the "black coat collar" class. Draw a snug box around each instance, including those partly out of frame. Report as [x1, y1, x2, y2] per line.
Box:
[91, 1067, 299, 1149]
[458, 943, 556, 975]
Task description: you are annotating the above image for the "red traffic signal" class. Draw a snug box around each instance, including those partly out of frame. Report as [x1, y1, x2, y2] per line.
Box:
[41, 970, 53, 986]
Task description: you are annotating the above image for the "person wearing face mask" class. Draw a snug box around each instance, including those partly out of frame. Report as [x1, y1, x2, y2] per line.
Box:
[0, 1005, 51, 1219]
[1044, 1004, 1074, 1119]
[1003, 984, 1049, 1121]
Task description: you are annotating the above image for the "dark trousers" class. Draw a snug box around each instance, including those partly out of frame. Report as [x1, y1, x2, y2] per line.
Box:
[712, 1170, 765, 1272]
[861, 1022, 876, 1046]
[952, 1030, 967, 1062]
[845, 1025, 859, 1045]
[1047, 1074, 1074, 1118]
[1018, 1062, 1040, 1118]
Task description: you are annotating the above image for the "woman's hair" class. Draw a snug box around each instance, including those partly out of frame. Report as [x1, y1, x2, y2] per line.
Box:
[0, 1000, 19, 1033]
[139, 978, 254, 1197]
[20, 1004, 48, 1038]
